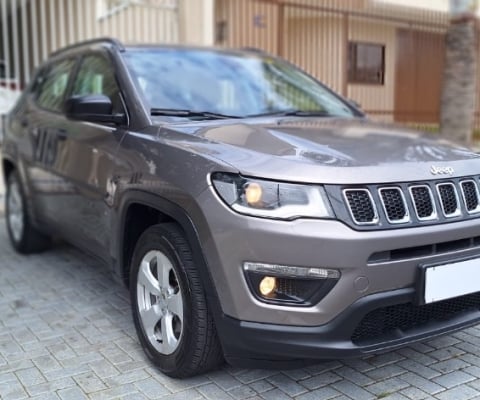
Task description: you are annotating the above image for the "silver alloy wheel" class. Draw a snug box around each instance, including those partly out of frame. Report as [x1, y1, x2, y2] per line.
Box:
[136, 250, 184, 355]
[7, 179, 24, 243]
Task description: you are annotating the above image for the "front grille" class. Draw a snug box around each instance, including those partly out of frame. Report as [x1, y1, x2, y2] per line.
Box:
[335, 177, 480, 228]
[343, 189, 377, 224]
[352, 292, 480, 344]
[437, 183, 460, 217]
[379, 187, 409, 223]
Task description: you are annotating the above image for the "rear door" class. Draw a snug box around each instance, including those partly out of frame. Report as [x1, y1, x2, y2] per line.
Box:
[26, 57, 78, 227]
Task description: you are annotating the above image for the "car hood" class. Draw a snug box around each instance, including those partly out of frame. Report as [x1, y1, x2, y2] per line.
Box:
[162, 117, 480, 184]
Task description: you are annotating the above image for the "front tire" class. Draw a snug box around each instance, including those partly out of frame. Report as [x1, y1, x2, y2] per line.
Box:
[5, 170, 50, 253]
[130, 223, 223, 377]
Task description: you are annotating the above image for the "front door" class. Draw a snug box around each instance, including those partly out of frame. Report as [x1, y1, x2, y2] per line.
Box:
[56, 52, 129, 260]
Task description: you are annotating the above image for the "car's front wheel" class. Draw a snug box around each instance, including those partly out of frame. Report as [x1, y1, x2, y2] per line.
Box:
[130, 223, 223, 377]
[5, 170, 50, 253]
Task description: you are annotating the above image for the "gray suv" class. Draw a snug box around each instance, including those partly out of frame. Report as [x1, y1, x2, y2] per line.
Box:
[3, 38, 480, 378]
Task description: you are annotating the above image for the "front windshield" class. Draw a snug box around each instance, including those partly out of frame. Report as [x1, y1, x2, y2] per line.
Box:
[123, 48, 356, 118]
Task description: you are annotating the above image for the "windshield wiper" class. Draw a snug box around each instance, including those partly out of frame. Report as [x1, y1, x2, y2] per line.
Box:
[247, 109, 331, 118]
[151, 108, 240, 120]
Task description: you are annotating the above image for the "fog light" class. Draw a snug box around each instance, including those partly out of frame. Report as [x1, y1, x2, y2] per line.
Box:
[243, 262, 340, 306]
[259, 276, 277, 297]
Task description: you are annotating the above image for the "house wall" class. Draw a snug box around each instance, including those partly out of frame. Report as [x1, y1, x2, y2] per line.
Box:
[96, 1, 179, 44]
[284, 14, 344, 95]
[179, 0, 215, 45]
[215, 0, 279, 54]
[347, 18, 396, 121]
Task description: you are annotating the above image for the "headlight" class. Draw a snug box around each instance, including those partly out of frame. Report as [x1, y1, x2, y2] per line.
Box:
[211, 172, 334, 220]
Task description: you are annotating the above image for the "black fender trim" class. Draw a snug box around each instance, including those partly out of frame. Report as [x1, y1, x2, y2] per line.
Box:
[115, 190, 227, 341]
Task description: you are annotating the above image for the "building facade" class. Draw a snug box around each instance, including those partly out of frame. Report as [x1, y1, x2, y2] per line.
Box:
[0, 0, 478, 129]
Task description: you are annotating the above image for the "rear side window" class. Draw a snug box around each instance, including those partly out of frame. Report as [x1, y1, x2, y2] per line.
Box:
[36, 59, 76, 112]
[71, 54, 123, 114]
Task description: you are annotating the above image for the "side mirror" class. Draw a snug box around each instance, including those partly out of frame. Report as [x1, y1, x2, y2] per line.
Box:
[65, 94, 126, 125]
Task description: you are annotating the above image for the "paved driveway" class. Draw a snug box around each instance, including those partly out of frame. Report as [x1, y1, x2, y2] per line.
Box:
[2, 222, 480, 399]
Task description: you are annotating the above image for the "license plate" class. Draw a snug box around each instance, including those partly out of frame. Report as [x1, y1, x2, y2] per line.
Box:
[424, 258, 480, 304]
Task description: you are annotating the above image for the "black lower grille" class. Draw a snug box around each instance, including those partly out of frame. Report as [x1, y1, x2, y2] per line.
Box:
[352, 292, 480, 344]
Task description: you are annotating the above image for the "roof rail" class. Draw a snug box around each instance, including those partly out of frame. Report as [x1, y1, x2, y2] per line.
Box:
[240, 47, 267, 53]
[50, 37, 125, 57]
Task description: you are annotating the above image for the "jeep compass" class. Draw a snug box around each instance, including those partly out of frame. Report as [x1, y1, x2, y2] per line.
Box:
[3, 38, 480, 377]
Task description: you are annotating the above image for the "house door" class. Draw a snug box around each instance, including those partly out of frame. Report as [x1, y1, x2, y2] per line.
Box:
[394, 29, 445, 123]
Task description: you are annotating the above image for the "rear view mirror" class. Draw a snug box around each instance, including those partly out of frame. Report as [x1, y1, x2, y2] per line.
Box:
[65, 94, 125, 125]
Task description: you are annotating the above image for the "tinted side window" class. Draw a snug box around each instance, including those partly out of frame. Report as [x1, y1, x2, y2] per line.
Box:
[36, 59, 76, 112]
[72, 54, 123, 114]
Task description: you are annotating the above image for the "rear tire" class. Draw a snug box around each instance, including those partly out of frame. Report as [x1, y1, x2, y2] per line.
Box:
[130, 223, 224, 377]
[5, 170, 50, 254]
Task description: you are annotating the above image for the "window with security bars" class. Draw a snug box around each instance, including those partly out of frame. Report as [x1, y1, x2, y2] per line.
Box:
[348, 42, 385, 85]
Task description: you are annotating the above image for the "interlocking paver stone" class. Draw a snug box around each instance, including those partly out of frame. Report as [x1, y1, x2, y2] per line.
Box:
[15, 367, 46, 387]
[397, 359, 441, 380]
[300, 371, 341, 390]
[266, 374, 307, 397]
[207, 370, 242, 391]
[26, 377, 76, 397]
[134, 377, 171, 399]
[3, 218, 480, 400]
[433, 370, 476, 389]
[247, 379, 274, 394]
[228, 384, 258, 400]
[259, 388, 292, 400]
[435, 384, 479, 400]
[332, 379, 375, 400]
[399, 372, 444, 395]
[399, 386, 433, 400]
[57, 387, 89, 400]
[294, 386, 340, 400]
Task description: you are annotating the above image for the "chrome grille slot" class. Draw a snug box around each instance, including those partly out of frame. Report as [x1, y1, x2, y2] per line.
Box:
[343, 189, 378, 225]
[461, 180, 480, 214]
[437, 183, 461, 217]
[409, 185, 437, 221]
[379, 187, 409, 224]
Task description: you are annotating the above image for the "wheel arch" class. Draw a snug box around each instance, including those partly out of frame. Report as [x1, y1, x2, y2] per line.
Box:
[116, 191, 220, 306]
[116, 190, 229, 368]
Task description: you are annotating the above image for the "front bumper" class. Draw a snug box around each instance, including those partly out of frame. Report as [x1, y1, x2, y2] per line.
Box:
[217, 287, 480, 368]
[192, 186, 480, 327]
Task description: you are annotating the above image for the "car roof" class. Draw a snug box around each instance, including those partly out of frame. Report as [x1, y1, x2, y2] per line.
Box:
[124, 43, 265, 56]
